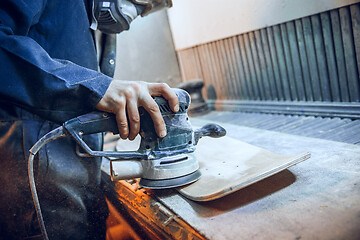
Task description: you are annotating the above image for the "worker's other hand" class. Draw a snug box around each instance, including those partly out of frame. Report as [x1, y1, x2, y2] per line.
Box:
[96, 80, 179, 140]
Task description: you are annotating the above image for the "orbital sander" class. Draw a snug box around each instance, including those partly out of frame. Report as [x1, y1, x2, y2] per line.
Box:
[109, 89, 226, 189]
[28, 88, 225, 239]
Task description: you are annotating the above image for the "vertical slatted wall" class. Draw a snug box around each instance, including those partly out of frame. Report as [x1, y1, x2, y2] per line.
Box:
[177, 4, 360, 107]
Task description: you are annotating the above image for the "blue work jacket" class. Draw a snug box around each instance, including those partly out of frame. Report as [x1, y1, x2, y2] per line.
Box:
[0, 0, 111, 123]
[0, 1, 111, 239]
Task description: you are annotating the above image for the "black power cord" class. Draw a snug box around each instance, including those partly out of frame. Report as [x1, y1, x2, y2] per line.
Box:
[28, 126, 67, 240]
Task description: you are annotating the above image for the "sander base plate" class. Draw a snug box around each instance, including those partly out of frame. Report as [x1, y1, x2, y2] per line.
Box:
[139, 170, 201, 189]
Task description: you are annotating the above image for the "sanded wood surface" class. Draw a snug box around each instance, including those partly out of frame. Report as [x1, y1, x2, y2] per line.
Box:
[177, 136, 310, 201]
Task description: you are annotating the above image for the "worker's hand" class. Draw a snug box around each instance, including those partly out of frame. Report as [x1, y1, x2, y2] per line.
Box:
[96, 80, 179, 140]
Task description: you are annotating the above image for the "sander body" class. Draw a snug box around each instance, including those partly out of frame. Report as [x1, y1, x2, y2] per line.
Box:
[63, 88, 225, 188]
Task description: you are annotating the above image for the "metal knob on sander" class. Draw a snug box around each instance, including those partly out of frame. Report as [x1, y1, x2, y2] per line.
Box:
[194, 123, 226, 145]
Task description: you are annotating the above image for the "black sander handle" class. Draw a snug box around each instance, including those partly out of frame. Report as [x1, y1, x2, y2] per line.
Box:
[63, 111, 147, 159]
[194, 123, 226, 145]
[64, 111, 118, 136]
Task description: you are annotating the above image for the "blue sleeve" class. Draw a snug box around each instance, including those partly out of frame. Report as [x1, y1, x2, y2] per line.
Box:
[0, 0, 112, 123]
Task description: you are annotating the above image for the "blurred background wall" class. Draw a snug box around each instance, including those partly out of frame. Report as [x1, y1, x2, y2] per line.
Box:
[114, 0, 360, 118]
[167, 0, 359, 50]
[114, 10, 181, 87]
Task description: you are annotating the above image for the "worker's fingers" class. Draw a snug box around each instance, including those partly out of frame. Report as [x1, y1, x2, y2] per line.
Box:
[114, 97, 129, 139]
[120, 84, 141, 140]
[141, 94, 167, 138]
[148, 83, 179, 112]
[96, 80, 178, 139]
[127, 100, 140, 141]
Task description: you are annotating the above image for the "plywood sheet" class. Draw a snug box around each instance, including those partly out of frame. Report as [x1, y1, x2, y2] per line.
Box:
[177, 136, 310, 201]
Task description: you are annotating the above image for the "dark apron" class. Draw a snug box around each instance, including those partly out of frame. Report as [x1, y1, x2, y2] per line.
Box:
[0, 109, 108, 239]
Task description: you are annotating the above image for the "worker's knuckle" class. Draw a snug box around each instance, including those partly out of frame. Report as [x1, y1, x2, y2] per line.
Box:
[148, 104, 160, 113]
[118, 121, 128, 128]
[170, 94, 178, 101]
[129, 82, 140, 92]
[113, 96, 125, 107]
[124, 87, 135, 99]
[130, 114, 140, 123]
[137, 80, 147, 86]
[117, 102, 126, 110]
[159, 83, 169, 91]
[155, 119, 165, 128]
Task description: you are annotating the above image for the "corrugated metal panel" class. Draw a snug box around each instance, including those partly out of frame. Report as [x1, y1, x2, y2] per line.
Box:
[195, 111, 360, 145]
[177, 4, 360, 105]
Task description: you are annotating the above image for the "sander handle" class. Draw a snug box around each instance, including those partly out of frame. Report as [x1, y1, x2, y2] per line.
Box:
[63, 111, 148, 159]
[64, 111, 119, 135]
[194, 123, 226, 145]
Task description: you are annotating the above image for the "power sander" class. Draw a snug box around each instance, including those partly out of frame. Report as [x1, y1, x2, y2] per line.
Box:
[28, 88, 225, 239]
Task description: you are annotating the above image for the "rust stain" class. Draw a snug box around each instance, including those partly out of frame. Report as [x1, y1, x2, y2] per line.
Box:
[113, 179, 206, 239]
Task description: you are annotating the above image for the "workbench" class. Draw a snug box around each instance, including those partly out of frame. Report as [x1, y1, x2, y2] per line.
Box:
[102, 112, 360, 240]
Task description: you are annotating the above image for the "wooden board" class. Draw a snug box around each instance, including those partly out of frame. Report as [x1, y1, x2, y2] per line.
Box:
[177, 135, 310, 201]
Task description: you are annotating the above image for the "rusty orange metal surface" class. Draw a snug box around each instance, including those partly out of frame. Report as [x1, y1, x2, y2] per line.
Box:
[111, 179, 206, 240]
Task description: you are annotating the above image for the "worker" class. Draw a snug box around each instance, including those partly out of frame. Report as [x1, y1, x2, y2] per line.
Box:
[0, 0, 176, 239]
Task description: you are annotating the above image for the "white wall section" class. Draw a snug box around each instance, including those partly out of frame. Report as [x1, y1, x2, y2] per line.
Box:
[114, 11, 181, 87]
[167, 0, 360, 50]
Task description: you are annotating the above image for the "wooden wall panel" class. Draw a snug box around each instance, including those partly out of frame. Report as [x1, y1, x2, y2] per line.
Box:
[176, 4, 360, 104]
[177, 48, 202, 82]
